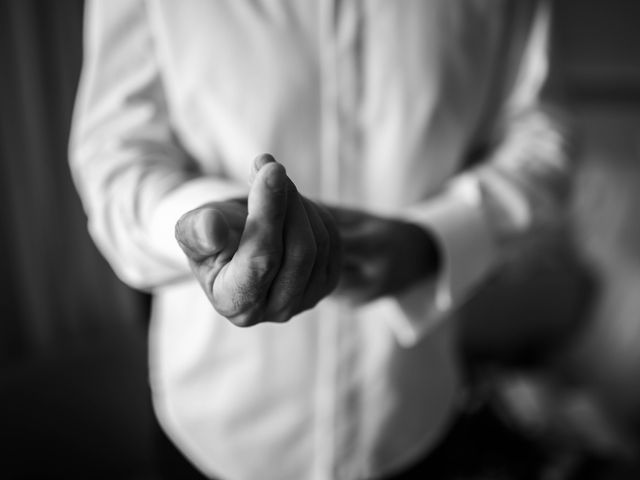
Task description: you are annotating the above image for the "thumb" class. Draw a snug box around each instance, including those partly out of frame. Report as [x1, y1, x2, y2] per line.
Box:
[247, 155, 288, 222]
[175, 206, 230, 262]
[249, 153, 278, 186]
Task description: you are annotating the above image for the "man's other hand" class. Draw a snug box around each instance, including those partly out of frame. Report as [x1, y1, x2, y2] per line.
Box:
[327, 206, 440, 305]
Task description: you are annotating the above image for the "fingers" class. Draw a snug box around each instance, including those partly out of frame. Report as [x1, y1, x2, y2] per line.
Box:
[185, 154, 342, 327]
[249, 153, 277, 185]
[253, 154, 342, 320]
[263, 180, 316, 322]
[299, 199, 342, 309]
[212, 158, 289, 325]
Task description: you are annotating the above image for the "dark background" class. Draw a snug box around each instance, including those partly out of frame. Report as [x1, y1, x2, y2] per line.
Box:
[1, 1, 640, 478]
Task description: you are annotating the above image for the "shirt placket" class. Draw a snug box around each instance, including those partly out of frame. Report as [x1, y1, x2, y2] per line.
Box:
[315, 1, 364, 479]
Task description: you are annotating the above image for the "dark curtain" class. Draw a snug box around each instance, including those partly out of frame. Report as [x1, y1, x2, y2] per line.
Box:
[0, 1, 149, 363]
[0, 2, 155, 477]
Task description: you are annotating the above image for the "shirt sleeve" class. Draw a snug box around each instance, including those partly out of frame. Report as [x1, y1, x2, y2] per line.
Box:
[69, 0, 247, 290]
[386, 0, 574, 346]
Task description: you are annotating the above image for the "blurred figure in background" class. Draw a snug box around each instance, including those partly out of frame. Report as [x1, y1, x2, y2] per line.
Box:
[69, 1, 572, 479]
[481, 117, 640, 480]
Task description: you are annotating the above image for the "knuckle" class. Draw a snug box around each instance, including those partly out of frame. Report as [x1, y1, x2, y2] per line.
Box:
[230, 311, 261, 328]
[213, 284, 256, 319]
[212, 298, 241, 319]
[266, 279, 305, 315]
[268, 310, 292, 324]
[231, 281, 265, 312]
[250, 251, 281, 279]
[229, 290, 252, 315]
[281, 277, 307, 301]
[288, 242, 316, 266]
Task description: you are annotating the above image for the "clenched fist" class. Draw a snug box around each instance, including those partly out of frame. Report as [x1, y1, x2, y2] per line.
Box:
[175, 154, 342, 327]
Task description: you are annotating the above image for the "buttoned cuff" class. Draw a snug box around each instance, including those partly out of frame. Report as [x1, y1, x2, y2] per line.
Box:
[388, 175, 499, 346]
[147, 176, 249, 270]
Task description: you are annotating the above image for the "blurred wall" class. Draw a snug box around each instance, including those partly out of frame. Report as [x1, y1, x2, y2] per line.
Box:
[460, 1, 640, 472]
[555, 0, 640, 103]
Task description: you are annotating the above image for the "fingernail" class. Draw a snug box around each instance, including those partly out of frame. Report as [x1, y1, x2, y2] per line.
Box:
[250, 153, 277, 185]
[192, 210, 212, 251]
[253, 153, 276, 172]
[176, 209, 211, 255]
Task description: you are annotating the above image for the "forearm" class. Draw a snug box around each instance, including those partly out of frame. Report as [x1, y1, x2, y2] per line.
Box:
[70, 0, 249, 290]
[473, 103, 574, 261]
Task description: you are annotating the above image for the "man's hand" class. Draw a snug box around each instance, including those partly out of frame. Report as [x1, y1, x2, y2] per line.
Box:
[175, 154, 342, 327]
[327, 206, 440, 305]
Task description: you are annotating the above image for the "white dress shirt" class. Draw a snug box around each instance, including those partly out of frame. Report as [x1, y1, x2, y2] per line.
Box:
[70, 1, 570, 479]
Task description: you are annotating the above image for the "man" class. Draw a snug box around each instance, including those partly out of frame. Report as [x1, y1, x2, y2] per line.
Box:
[70, 1, 571, 479]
